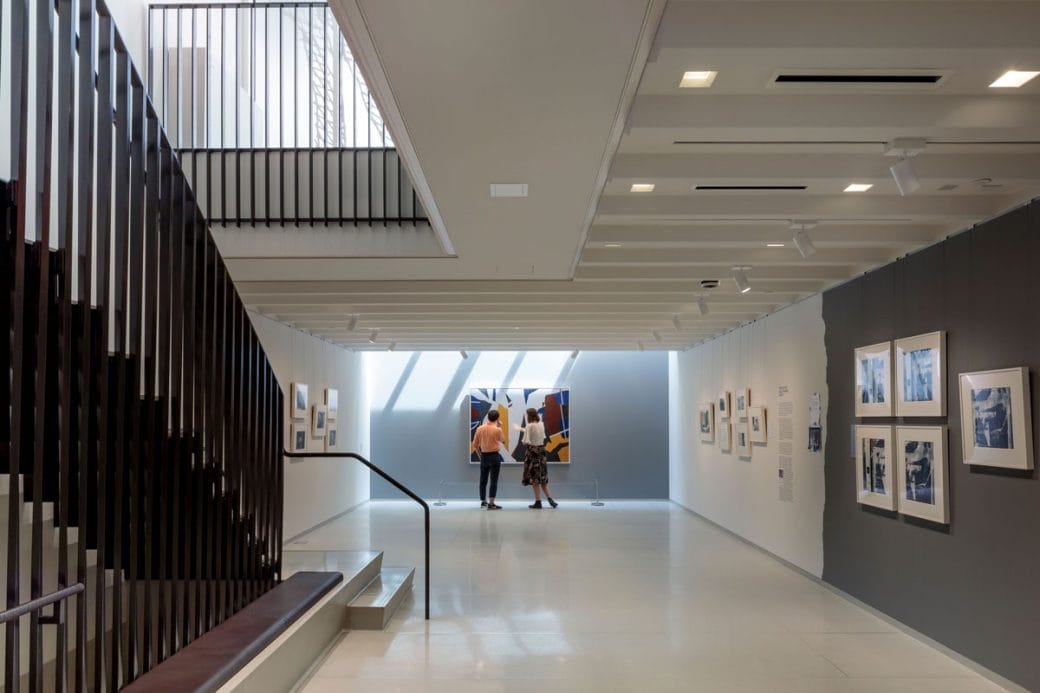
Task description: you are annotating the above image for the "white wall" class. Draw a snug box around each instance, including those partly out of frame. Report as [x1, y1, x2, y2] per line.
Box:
[250, 312, 370, 541]
[669, 294, 828, 576]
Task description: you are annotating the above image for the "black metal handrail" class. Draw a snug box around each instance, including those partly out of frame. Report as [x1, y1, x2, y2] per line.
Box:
[0, 584, 84, 625]
[282, 450, 430, 621]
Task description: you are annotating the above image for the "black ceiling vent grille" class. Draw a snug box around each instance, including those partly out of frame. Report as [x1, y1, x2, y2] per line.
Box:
[693, 185, 808, 191]
[769, 70, 947, 88]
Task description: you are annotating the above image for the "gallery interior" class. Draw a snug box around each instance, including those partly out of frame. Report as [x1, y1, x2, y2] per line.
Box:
[2, 0, 1040, 691]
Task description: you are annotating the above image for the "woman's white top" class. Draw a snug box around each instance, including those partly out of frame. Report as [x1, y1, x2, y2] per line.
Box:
[522, 421, 546, 446]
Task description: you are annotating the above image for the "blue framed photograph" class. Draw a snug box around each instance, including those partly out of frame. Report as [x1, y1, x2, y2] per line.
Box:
[959, 367, 1033, 470]
[895, 332, 946, 417]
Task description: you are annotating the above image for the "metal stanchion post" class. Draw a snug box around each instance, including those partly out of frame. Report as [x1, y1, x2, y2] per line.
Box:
[433, 479, 447, 506]
[591, 479, 605, 506]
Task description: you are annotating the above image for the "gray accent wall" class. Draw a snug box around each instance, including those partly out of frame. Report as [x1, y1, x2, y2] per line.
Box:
[822, 201, 1040, 691]
[368, 351, 669, 500]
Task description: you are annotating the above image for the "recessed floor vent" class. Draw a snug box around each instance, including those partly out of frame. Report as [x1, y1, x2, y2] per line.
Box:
[770, 69, 947, 89]
[693, 185, 807, 191]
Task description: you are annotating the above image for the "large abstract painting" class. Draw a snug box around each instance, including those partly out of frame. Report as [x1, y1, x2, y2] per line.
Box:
[469, 388, 571, 464]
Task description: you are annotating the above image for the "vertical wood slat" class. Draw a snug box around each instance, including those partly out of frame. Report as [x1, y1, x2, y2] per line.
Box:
[5, 0, 31, 687]
[28, 0, 57, 686]
[54, 0, 78, 689]
[74, 0, 99, 687]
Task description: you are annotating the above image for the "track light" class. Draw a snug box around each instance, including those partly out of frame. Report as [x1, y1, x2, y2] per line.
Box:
[890, 157, 920, 196]
[460, 349, 469, 359]
[792, 229, 817, 259]
[885, 138, 925, 196]
[347, 315, 358, 331]
[672, 315, 682, 331]
[368, 330, 379, 344]
[570, 349, 579, 359]
[697, 297, 709, 316]
[388, 340, 396, 352]
[652, 330, 662, 343]
[637, 341, 645, 352]
[732, 268, 751, 294]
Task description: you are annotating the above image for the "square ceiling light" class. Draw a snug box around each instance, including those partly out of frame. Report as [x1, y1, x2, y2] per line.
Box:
[844, 182, 873, 192]
[989, 70, 1039, 88]
[630, 183, 655, 192]
[679, 70, 717, 88]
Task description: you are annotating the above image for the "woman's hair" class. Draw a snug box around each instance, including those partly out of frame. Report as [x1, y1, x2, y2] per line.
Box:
[526, 408, 540, 423]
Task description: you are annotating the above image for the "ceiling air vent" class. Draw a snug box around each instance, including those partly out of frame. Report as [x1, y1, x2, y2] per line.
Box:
[693, 185, 807, 191]
[769, 69, 947, 89]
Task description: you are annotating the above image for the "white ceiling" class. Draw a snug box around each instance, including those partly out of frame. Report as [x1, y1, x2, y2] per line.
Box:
[234, 0, 1040, 350]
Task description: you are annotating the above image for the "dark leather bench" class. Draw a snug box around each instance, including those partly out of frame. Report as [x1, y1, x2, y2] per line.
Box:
[125, 571, 343, 693]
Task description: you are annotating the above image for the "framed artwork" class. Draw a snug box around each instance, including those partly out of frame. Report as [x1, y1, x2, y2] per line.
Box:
[855, 425, 896, 510]
[325, 388, 339, 421]
[735, 421, 751, 458]
[959, 367, 1033, 469]
[896, 426, 949, 524]
[734, 388, 750, 419]
[717, 391, 731, 420]
[748, 406, 767, 444]
[698, 403, 715, 443]
[895, 332, 946, 417]
[719, 423, 732, 452]
[854, 342, 892, 417]
[291, 382, 308, 419]
[469, 388, 570, 464]
[290, 421, 308, 452]
[325, 425, 338, 452]
[311, 404, 327, 437]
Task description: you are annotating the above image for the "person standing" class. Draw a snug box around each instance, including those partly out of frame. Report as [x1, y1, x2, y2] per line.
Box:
[521, 408, 557, 509]
[473, 409, 506, 510]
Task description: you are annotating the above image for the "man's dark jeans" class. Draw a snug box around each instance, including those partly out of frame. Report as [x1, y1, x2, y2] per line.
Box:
[479, 451, 503, 501]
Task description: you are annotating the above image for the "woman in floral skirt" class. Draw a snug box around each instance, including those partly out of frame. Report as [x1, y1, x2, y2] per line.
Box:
[521, 407, 557, 509]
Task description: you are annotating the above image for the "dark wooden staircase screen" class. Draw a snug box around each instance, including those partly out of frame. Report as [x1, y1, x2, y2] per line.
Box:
[2, 0, 284, 689]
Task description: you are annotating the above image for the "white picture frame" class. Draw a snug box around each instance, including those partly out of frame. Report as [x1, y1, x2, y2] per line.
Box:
[959, 367, 1033, 470]
[748, 406, 767, 444]
[854, 342, 892, 417]
[325, 388, 339, 421]
[855, 425, 896, 510]
[895, 332, 946, 417]
[325, 425, 338, 452]
[717, 391, 731, 420]
[698, 403, 715, 443]
[311, 404, 328, 437]
[719, 423, 732, 452]
[291, 382, 308, 419]
[290, 421, 308, 451]
[896, 426, 949, 524]
[735, 420, 751, 458]
[734, 388, 750, 419]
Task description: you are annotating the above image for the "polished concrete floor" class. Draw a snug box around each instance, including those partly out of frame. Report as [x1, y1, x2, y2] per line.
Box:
[297, 501, 1003, 692]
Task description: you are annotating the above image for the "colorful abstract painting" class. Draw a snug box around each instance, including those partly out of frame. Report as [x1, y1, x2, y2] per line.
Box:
[469, 388, 571, 464]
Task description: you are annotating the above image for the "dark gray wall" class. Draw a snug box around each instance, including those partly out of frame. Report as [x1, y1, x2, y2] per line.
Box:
[370, 351, 669, 500]
[822, 201, 1040, 691]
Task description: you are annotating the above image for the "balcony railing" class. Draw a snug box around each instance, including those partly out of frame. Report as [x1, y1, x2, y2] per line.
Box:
[147, 2, 427, 226]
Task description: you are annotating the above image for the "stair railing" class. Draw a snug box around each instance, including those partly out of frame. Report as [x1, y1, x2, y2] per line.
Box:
[0, 584, 84, 626]
[282, 450, 430, 621]
[3, 0, 284, 689]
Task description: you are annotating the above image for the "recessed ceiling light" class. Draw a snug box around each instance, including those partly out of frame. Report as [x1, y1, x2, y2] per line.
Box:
[989, 70, 1039, 88]
[766, 243, 785, 247]
[679, 70, 717, 88]
[605, 243, 623, 248]
[630, 183, 655, 193]
[844, 183, 873, 193]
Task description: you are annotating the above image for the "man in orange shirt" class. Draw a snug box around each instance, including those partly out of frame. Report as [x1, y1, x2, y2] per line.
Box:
[473, 409, 506, 510]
